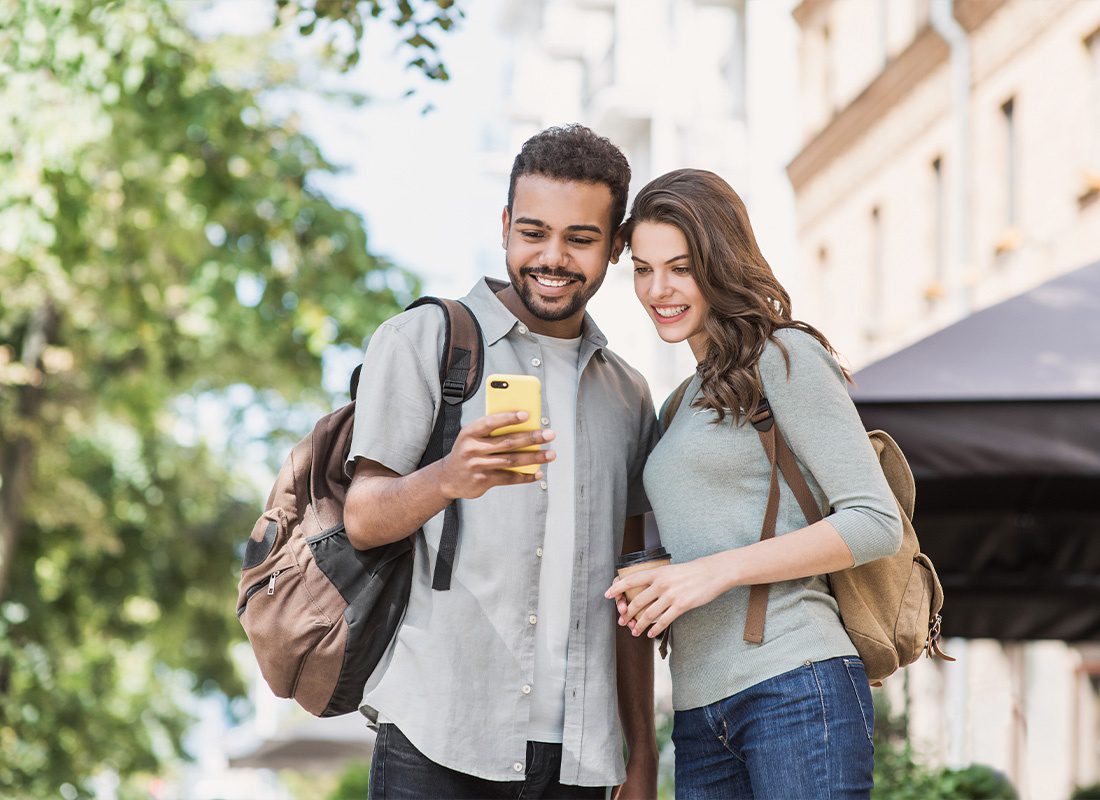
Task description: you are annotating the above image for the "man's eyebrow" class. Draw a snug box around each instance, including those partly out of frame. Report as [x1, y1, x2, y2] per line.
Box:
[630, 254, 690, 265]
[513, 218, 604, 236]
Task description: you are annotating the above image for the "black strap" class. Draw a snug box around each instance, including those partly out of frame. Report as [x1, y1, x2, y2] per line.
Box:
[404, 297, 483, 591]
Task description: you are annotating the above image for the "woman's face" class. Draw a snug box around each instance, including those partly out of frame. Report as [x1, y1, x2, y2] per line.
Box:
[630, 221, 710, 351]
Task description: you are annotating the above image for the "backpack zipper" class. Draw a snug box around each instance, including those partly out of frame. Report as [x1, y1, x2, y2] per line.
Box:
[237, 569, 284, 616]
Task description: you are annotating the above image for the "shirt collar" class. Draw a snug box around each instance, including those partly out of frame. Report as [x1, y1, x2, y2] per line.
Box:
[461, 277, 608, 351]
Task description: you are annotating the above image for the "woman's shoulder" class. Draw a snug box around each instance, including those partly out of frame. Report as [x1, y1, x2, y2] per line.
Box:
[759, 326, 843, 387]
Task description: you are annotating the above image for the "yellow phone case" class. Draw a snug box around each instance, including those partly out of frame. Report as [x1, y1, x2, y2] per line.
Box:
[485, 374, 542, 474]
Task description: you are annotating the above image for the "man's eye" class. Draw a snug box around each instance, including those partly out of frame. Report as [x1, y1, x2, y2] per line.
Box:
[520, 230, 544, 239]
[569, 237, 595, 245]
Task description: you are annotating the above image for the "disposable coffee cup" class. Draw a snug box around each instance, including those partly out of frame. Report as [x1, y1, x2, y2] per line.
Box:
[615, 546, 671, 602]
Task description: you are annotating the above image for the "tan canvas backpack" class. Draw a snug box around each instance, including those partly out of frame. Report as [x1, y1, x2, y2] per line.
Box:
[663, 377, 953, 683]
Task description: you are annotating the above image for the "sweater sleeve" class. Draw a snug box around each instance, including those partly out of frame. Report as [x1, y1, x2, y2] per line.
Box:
[758, 329, 903, 566]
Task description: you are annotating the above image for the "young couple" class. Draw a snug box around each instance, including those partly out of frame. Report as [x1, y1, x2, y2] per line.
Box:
[344, 125, 903, 800]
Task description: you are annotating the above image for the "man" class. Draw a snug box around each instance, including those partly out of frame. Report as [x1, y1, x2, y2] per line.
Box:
[344, 125, 659, 799]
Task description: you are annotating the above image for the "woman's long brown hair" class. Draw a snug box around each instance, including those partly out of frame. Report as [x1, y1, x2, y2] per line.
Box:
[621, 168, 849, 425]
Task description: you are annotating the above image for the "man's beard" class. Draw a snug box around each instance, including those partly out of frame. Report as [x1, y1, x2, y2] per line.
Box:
[507, 261, 605, 322]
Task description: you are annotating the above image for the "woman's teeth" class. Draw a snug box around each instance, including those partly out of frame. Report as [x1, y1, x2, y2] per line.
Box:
[534, 275, 571, 288]
[655, 305, 689, 318]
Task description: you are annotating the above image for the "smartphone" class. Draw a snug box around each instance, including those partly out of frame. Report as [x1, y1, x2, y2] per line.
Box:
[484, 374, 542, 474]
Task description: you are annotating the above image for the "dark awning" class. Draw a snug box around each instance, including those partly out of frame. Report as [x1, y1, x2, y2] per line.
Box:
[850, 262, 1100, 641]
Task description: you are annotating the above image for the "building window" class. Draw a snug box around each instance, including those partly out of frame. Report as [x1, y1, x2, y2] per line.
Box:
[927, 156, 946, 304]
[1085, 29, 1100, 188]
[1001, 97, 1017, 228]
[878, 0, 890, 67]
[868, 205, 884, 339]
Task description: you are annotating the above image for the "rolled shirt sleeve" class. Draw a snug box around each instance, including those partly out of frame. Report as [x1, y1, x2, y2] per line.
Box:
[626, 385, 660, 518]
[759, 328, 903, 566]
[344, 309, 443, 478]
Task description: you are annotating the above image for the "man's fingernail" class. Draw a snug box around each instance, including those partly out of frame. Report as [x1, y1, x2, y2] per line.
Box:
[517, 411, 528, 420]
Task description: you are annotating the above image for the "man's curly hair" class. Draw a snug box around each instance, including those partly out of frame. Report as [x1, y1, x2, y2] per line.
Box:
[508, 124, 632, 232]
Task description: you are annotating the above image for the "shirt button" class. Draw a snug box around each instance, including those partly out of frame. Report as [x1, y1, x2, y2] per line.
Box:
[522, 684, 532, 694]
[540, 480, 548, 490]
[528, 614, 538, 625]
[536, 547, 543, 558]
[541, 417, 550, 426]
[517, 324, 528, 335]
[531, 357, 542, 367]
[513, 761, 524, 772]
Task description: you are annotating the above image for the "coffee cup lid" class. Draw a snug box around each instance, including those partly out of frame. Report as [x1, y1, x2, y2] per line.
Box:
[616, 546, 671, 569]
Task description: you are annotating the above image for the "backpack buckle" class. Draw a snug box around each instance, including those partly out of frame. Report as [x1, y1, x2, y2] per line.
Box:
[750, 400, 774, 432]
[442, 378, 466, 402]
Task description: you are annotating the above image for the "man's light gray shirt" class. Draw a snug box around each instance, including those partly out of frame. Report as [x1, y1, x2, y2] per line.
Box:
[345, 278, 659, 786]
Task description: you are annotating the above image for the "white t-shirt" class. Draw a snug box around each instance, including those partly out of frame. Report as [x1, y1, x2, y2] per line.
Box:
[527, 331, 582, 743]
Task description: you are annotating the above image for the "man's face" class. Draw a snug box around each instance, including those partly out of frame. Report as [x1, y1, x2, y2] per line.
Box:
[501, 175, 622, 323]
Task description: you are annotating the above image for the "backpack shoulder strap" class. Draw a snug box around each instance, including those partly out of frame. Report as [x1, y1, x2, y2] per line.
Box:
[661, 376, 695, 431]
[405, 296, 484, 591]
[743, 400, 824, 644]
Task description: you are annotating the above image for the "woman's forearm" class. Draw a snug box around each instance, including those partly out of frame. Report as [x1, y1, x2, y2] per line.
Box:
[707, 519, 854, 594]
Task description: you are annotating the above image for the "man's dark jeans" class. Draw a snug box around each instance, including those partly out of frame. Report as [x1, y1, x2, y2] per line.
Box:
[368, 723, 608, 799]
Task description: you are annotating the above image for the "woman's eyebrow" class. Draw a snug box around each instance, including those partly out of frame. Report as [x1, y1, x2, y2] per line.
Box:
[631, 254, 690, 265]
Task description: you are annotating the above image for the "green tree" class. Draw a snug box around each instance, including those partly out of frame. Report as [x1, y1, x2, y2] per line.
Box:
[279, 0, 464, 80]
[0, 0, 438, 795]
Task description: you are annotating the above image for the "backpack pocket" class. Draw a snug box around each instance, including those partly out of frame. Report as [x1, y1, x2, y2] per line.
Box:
[238, 560, 332, 698]
[894, 555, 934, 664]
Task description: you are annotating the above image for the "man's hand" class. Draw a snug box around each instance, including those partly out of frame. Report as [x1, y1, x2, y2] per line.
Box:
[437, 411, 556, 499]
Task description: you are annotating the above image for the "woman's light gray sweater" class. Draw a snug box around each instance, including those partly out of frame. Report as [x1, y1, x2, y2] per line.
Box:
[644, 328, 903, 711]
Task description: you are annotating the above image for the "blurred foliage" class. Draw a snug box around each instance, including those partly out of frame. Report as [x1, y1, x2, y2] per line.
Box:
[1072, 784, 1100, 800]
[872, 691, 1017, 800]
[327, 761, 372, 800]
[278, 0, 464, 81]
[0, 0, 421, 795]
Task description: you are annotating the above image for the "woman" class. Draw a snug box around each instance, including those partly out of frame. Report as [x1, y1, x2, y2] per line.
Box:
[606, 169, 902, 799]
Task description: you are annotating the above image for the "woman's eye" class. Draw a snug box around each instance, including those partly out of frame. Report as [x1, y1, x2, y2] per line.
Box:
[633, 266, 651, 275]
[673, 266, 692, 275]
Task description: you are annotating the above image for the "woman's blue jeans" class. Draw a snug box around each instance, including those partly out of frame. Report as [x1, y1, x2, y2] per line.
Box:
[672, 656, 875, 800]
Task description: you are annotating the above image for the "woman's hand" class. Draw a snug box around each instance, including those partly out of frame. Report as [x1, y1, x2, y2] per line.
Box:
[605, 556, 730, 638]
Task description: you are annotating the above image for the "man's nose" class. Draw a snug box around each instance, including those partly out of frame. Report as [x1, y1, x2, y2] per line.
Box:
[538, 237, 567, 267]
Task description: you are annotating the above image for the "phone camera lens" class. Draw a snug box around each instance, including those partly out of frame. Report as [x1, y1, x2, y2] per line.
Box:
[491, 380, 509, 389]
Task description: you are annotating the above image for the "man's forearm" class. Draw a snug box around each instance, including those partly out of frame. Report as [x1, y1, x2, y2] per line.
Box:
[616, 515, 658, 766]
[344, 460, 453, 549]
[617, 619, 657, 756]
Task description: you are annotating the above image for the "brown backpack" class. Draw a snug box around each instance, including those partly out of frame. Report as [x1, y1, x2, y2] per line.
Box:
[236, 298, 483, 716]
[663, 377, 953, 683]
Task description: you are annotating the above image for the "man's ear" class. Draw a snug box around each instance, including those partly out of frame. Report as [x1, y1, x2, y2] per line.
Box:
[609, 229, 626, 265]
[501, 207, 510, 248]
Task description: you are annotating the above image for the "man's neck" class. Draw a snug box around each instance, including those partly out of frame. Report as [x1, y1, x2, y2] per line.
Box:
[496, 285, 586, 339]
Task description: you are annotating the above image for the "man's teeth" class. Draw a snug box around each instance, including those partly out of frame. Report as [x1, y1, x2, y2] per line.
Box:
[655, 305, 689, 318]
[534, 275, 571, 287]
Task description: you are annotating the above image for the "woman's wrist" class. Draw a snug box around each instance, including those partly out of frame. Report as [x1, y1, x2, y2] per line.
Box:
[707, 549, 743, 596]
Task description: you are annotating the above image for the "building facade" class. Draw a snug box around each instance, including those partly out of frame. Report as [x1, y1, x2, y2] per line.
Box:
[487, 0, 805, 402]
[789, 1, 1100, 797]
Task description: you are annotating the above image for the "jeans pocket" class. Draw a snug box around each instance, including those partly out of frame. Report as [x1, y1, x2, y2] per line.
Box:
[842, 658, 875, 743]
